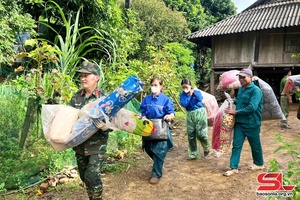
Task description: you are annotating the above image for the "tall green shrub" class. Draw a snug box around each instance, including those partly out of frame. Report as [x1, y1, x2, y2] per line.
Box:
[0, 0, 36, 65]
[268, 134, 300, 199]
[0, 86, 27, 189]
[0, 86, 28, 139]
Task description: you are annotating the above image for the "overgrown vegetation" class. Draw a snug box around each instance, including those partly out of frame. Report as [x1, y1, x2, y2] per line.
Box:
[267, 134, 300, 200]
[0, 0, 237, 195]
[0, 88, 142, 193]
[0, 0, 36, 66]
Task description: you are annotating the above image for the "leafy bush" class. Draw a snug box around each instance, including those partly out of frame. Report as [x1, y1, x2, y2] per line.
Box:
[0, 86, 31, 190]
[0, 138, 76, 191]
[0, 0, 36, 65]
[267, 134, 300, 200]
[0, 85, 77, 191]
[103, 45, 195, 111]
[0, 86, 28, 137]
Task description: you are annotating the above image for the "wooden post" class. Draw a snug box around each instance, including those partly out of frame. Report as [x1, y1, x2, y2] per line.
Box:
[125, 0, 132, 9]
[210, 37, 215, 95]
[19, 96, 39, 149]
[210, 70, 215, 95]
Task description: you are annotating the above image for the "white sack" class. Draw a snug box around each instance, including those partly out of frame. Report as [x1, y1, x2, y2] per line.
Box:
[252, 76, 285, 121]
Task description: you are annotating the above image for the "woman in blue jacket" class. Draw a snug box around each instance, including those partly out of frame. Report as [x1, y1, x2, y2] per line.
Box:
[140, 77, 175, 185]
[180, 78, 210, 160]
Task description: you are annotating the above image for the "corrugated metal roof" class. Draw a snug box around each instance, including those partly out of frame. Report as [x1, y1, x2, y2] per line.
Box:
[187, 0, 300, 40]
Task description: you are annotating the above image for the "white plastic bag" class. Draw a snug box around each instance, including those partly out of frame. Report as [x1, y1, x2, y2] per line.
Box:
[41, 105, 61, 141]
[199, 90, 219, 120]
[41, 105, 79, 151]
[49, 106, 79, 143]
[252, 76, 285, 120]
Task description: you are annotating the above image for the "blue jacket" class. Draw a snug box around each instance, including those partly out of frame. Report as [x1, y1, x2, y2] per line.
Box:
[180, 89, 204, 111]
[140, 93, 175, 119]
[235, 82, 263, 128]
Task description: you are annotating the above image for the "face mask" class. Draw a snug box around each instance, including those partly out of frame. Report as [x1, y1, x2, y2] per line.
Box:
[184, 88, 191, 93]
[151, 86, 160, 94]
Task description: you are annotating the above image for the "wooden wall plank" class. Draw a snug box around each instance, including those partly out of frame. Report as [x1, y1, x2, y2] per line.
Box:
[258, 29, 284, 64]
[212, 28, 300, 69]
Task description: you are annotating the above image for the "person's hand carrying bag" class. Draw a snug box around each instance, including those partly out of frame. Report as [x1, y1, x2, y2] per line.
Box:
[142, 118, 169, 141]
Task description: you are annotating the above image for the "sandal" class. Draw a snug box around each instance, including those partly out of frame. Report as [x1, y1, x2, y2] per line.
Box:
[204, 151, 210, 157]
[223, 169, 239, 177]
[248, 164, 265, 170]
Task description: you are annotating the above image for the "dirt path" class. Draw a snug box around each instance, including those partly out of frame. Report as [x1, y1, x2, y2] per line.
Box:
[101, 107, 299, 200]
[8, 106, 300, 200]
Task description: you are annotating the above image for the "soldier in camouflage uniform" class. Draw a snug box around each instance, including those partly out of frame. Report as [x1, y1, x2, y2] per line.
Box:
[69, 61, 109, 200]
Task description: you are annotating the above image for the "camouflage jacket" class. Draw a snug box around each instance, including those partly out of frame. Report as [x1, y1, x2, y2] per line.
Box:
[69, 87, 109, 155]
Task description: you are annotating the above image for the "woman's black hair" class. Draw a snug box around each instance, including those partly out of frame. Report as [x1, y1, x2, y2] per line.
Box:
[283, 68, 291, 75]
[181, 78, 191, 85]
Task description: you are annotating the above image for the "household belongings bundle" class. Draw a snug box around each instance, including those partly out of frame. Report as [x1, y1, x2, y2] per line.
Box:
[216, 70, 285, 121]
[216, 70, 241, 91]
[212, 92, 235, 158]
[42, 76, 155, 151]
[282, 75, 300, 95]
[252, 76, 285, 121]
[198, 89, 219, 121]
[191, 89, 219, 126]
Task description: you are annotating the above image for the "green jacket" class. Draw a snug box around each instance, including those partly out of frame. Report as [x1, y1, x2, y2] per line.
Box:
[234, 82, 263, 128]
[69, 87, 109, 155]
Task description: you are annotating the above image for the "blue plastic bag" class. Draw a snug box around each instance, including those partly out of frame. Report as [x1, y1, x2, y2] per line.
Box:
[66, 76, 144, 149]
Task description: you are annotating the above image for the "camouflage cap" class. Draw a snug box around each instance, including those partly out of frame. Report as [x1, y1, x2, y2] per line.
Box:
[77, 61, 100, 75]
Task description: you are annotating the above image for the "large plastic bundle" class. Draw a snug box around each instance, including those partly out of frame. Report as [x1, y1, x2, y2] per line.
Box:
[42, 104, 61, 142]
[41, 105, 79, 151]
[42, 76, 146, 151]
[109, 108, 156, 136]
[67, 75, 145, 149]
[212, 93, 235, 158]
[197, 89, 219, 120]
[252, 76, 285, 120]
[79, 97, 154, 136]
[216, 70, 241, 91]
[283, 75, 300, 94]
[217, 69, 285, 120]
[78, 99, 155, 136]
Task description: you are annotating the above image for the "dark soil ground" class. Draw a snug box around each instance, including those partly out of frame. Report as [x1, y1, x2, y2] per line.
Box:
[4, 105, 300, 200]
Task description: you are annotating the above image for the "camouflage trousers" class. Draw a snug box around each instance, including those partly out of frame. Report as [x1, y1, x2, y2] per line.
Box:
[186, 107, 210, 159]
[76, 153, 106, 200]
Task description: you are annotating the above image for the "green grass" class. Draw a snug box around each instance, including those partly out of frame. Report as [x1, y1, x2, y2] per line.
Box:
[175, 111, 185, 119]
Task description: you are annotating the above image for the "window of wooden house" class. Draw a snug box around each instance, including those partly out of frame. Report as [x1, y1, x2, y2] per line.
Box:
[284, 34, 300, 53]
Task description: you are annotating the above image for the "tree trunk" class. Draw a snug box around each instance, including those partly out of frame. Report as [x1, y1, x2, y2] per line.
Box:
[19, 96, 39, 149]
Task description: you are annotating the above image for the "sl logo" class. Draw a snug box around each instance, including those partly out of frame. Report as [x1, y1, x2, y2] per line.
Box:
[257, 172, 295, 191]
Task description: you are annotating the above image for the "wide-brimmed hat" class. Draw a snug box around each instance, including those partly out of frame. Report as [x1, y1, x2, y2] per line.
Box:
[237, 68, 253, 77]
[77, 61, 100, 75]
